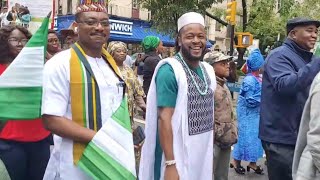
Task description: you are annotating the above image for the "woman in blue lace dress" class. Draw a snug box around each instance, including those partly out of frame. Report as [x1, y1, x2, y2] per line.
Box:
[231, 49, 264, 175]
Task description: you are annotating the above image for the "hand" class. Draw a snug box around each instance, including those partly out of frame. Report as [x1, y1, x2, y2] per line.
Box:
[164, 165, 179, 180]
[134, 141, 144, 150]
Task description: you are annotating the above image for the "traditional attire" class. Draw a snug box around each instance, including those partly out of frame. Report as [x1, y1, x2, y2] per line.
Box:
[139, 55, 216, 180]
[119, 65, 145, 118]
[142, 36, 161, 96]
[107, 41, 146, 119]
[42, 45, 125, 179]
[232, 49, 264, 162]
[42, 2, 135, 179]
[139, 11, 216, 180]
[107, 41, 146, 174]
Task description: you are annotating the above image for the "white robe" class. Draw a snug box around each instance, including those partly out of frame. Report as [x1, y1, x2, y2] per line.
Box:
[41, 49, 123, 180]
[139, 57, 216, 180]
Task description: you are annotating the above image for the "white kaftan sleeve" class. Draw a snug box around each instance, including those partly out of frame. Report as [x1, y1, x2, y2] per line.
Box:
[41, 50, 70, 117]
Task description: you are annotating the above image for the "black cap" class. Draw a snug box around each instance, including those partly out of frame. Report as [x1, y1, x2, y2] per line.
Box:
[286, 17, 320, 35]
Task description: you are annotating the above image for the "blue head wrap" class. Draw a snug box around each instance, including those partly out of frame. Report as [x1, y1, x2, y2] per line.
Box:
[247, 49, 264, 72]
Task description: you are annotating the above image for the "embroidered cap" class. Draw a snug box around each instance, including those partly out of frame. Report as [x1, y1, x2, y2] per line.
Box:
[177, 12, 205, 32]
[204, 51, 232, 65]
[76, 0, 107, 14]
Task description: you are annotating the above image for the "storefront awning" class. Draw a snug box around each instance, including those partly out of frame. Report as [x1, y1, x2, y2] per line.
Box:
[109, 25, 212, 48]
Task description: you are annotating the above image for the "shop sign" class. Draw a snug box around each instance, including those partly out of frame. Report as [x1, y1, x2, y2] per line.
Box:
[53, 16, 58, 30]
[110, 19, 133, 36]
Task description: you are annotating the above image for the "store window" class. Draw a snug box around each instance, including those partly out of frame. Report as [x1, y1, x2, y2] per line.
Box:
[57, 0, 62, 15]
[1, 0, 8, 8]
[215, 22, 222, 31]
[67, 0, 72, 14]
[132, 0, 139, 9]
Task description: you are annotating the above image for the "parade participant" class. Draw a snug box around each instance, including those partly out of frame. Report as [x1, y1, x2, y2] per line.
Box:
[293, 59, 320, 179]
[124, 54, 134, 68]
[135, 53, 144, 85]
[0, 25, 51, 180]
[204, 51, 237, 180]
[0, 7, 9, 26]
[142, 35, 164, 96]
[63, 33, 77, 49]
[259, 18, 320, 180]
[231, 49, 264, 175]
[107, 41, 146, 172]
[139, 12, 216, 180]
[60, 26, 77, 49]
[107, 41, 146, 118]
[41, 1, 132, 179]
[46, 29, 61, 60]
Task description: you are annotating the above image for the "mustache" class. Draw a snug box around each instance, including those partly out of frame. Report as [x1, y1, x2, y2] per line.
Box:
[90, 32, 106, 37]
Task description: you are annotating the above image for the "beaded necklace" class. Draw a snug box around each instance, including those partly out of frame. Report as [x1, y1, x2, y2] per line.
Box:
[176, 53, 209, 96]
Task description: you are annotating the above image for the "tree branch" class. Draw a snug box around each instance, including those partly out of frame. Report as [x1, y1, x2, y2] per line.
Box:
[205, 11, 228, 26]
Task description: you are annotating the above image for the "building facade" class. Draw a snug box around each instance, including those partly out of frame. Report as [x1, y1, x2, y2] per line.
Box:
[54, 0, 214, 57]
[210, 0, 245, 53]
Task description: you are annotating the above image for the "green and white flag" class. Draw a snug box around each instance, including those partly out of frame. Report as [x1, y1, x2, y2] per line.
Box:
[0, 13, 50, 121]
[78, 97, 136, 180]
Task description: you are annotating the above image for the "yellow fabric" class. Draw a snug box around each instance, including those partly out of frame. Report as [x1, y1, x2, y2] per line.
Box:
[70, 47, 87, 164]
[70, 43, 122, 165]
[102, 47, 122, 78]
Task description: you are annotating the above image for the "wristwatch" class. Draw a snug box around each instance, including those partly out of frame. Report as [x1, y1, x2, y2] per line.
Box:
[165, 160, 176, 166]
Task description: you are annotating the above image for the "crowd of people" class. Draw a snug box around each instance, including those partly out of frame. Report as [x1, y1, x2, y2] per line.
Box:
[0, 4, 31, 28]
[0, 0, 319, 180]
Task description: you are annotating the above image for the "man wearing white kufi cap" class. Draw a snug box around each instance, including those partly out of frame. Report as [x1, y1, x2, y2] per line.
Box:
[139, 12, 216, 180]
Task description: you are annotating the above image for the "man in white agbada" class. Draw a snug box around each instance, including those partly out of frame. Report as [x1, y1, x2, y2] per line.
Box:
[139, 12, 216, 180]
[40, 1, 129, 179]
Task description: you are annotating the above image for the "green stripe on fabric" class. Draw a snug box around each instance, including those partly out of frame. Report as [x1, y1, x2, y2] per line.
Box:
[72, 44, 96, 79]
[154, 123, 163, 180]
[85, 73, 93, 130]
[95, 84, 102, 129]
[78, 142, 135, 180]
[72, 44, 101, 130]
[111, 98, 132, 132]
[0, 87, 42, 121]
[80, 62, 88, 127]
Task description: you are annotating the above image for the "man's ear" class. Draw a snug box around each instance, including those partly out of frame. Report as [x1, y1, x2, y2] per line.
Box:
[74, 23, 78, 34]
[178, 35, 182, 47]
[289, 28, 298, 40]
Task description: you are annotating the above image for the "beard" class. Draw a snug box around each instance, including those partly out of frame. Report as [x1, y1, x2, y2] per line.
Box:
[180, 44, 206, 62]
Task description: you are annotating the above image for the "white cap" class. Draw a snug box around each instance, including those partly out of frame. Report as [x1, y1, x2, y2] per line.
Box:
[177, 12, 205, 32]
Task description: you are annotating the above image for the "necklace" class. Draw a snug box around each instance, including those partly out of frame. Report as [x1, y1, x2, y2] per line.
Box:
[176, 53, 209, 96]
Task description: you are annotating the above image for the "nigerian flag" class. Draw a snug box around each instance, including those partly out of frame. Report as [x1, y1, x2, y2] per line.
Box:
[0, 13, 50, 121]
[78, 97, 136, 180]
